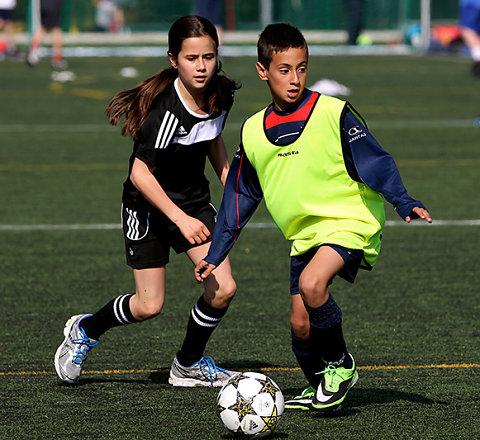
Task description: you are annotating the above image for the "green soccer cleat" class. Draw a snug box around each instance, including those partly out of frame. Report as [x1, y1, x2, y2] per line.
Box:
[285, 386, 315, 411]
[311, 353, 358, 412]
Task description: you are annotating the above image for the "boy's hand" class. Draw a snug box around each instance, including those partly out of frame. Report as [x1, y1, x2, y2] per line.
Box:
[195, 260, 217, 283]
[405, 206, 432, 223]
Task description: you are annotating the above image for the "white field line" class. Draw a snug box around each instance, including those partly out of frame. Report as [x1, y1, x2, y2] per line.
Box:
[0, 219, 479, 232]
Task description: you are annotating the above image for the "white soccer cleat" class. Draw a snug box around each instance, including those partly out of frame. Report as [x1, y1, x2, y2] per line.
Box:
[54, 314, 98, 384]
[169, 356, 238, 387]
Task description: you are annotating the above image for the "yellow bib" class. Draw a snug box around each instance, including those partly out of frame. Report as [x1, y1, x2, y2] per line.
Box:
[241, 94, 385, 267]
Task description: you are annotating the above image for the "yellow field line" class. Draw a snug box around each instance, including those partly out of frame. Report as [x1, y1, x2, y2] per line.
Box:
[1, 363, 479, 377]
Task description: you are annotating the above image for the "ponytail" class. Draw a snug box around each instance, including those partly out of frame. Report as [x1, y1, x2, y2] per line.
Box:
[105, 67, 177, 139]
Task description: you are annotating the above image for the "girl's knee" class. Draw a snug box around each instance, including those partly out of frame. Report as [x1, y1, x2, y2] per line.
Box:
[206, 278, 237, 308]
[131, 296, 164, 321]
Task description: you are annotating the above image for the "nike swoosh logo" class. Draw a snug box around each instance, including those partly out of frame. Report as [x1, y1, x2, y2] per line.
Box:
[315, 388, 333, 403]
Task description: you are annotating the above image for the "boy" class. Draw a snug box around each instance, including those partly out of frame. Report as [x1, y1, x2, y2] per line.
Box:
[194, 23, 432, 412]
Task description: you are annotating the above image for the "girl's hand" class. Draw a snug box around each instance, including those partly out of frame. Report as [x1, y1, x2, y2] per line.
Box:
[194, 260, 217, 283]
[176, 214, 211, 245]
[405, 207, 432, 223]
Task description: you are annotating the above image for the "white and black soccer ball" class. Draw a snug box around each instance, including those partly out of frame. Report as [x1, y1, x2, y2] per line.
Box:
[217, 372, 284, 437]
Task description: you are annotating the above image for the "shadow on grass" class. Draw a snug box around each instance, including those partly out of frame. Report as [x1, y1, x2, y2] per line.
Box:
[283, 386, 446, 419]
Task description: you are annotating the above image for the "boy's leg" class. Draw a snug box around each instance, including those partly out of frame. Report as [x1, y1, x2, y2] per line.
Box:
[285, 294, 319, 410]
[54, 267, 165, 384]
[299, 246, 358, 411]
[170, 243, 238, 387]
[290, 294, 320, 389]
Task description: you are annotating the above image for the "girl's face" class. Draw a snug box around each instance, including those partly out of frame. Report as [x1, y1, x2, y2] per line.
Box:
[169, 35, 218, 98]
[256, 47, 308, 111]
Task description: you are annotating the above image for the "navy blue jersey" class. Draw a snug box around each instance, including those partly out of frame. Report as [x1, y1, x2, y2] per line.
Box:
[205, 90, 425, 266]
[122, 78, 233, 211]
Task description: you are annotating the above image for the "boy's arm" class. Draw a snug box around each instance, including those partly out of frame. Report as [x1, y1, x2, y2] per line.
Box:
[341, 108, 431, 222]
[196, 145, 263, 282]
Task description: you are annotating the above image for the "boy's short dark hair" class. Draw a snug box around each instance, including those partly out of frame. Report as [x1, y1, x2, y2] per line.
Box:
[257, 23, 308, 69]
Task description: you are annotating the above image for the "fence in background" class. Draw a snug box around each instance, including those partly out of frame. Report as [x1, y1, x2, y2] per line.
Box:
[14, 0, 460, 34]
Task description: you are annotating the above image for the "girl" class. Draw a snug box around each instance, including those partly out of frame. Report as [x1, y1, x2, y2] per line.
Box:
[54, 15, 240, 386]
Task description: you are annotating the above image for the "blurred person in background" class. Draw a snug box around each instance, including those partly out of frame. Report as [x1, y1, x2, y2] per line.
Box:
[195, 0, 223, 44]
[92, 0, 124, 33]
[343, 0, 364, 45]
[26, 0, 66, 69]
[0, 0, 16, 57]
[460, 0, 480, 76]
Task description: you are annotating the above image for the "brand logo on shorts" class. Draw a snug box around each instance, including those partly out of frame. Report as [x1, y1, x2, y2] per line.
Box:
[129, 247, 134, 256]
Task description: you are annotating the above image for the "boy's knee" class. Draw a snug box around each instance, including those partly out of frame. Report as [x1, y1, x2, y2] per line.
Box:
[298, 276, 329, 303]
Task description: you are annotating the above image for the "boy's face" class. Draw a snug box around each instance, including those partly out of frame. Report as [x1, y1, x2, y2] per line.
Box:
[256, 47, 308, 111]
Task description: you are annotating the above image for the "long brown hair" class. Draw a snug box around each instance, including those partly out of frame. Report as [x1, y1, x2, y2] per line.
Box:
[105, 15, 240, 140]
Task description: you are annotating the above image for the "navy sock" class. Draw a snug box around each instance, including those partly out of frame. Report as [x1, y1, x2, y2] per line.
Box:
[291, 330, 322, 388]
[306, 293, 349, 367]
[176, 295, 228, 367]
[80, 294, 138, 340]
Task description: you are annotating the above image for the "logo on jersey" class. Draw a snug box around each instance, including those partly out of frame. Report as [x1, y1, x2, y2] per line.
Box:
[277, 150, 299, 158]
[176, 125, 187, 136]
[348, 125, 366, 143]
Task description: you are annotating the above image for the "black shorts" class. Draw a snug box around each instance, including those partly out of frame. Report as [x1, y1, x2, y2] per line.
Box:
[122, 202, 216, 269]
[41, 0, 64, 29]
[0, 9, 14, 21]
[290, 244, 364, 295]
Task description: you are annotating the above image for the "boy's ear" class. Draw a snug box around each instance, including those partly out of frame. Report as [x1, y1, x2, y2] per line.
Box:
[256, 62, 268, 81]
[168, 52, 177, 69]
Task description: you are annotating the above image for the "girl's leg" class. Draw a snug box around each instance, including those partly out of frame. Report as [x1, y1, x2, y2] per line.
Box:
[81, 267, 166, 339]
[54, 267, 166, 384]
[175, 242, 236, 367]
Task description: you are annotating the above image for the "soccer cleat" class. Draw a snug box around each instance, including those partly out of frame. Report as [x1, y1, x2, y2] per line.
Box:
[51, 58, 68, 70]
[311, 353, 358, 412]
[285, 386, 315, 411]
[169, 355, 239, 387]
[54, 314, 99, 384]
[473, 61, 480, 77]
[26, 48, 40, 67]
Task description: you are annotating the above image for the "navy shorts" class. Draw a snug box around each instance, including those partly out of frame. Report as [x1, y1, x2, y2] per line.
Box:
[460, 3, 480, 33]
[122, 202, 216, 269]
[290, 244, 364, 295]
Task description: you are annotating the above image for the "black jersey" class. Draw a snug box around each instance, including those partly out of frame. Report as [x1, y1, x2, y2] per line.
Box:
[122, 78, 233, 212]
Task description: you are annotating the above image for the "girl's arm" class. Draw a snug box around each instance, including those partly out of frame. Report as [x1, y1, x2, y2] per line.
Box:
[130, 157, 211, 244]
[208, 135, 230, 186]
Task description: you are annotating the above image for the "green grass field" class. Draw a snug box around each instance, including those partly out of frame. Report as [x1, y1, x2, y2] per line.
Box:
[0, 51, 479, 439]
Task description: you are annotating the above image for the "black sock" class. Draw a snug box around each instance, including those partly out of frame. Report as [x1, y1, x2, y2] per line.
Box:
[176, 295, 228, 367]
[306, 293, 350, 368]
[80, 294, 138, 340]
[291, 330, 322, 389]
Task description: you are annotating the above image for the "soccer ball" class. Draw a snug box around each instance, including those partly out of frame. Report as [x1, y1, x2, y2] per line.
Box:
[217, 372, 284, 437]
